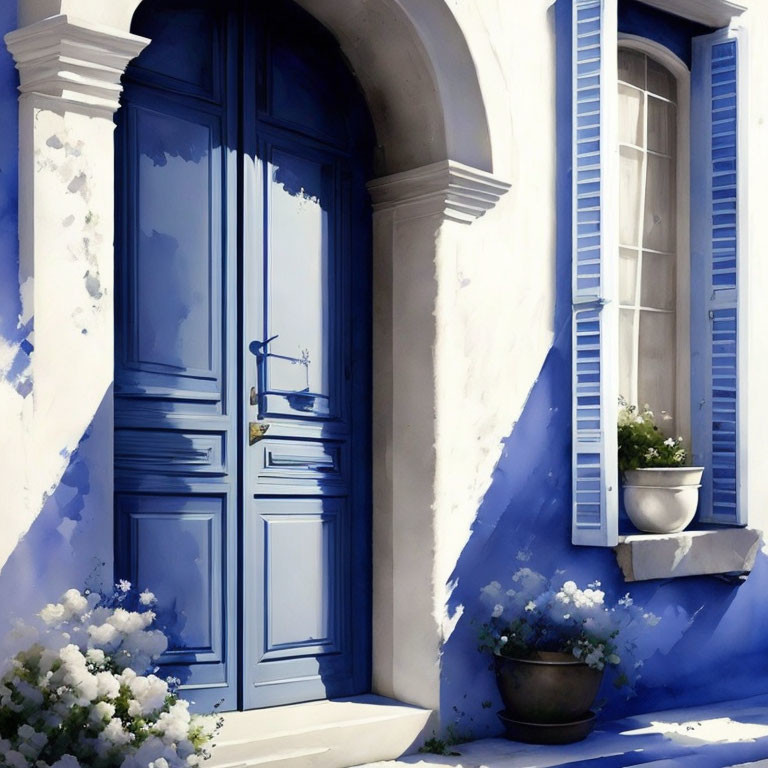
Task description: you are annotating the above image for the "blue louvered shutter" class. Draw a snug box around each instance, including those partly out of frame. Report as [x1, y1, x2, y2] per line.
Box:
[691, 24, 747, 526]
[571, 0, 619, 546]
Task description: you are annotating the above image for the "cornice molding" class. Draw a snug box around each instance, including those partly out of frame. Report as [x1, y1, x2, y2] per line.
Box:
[367, 160, 511, 224]
[4, 14, 149, 116]
[639, 0, 747, 28]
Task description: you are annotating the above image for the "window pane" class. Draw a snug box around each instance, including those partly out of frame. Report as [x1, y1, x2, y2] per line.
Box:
[644, 154, 675, 253]
[619, 84, 644, 147]
[641, 252, 675, 310]
[638, 311, 676, 428]
[617, 50, 681, 428]
[620, 145, 643, 247]
[618, 49, 645, 89]
[619, 247, 638, 305]
[647, 57, 676, 101]
[619, 308, 637, 405]
[648, 97, 675, 155]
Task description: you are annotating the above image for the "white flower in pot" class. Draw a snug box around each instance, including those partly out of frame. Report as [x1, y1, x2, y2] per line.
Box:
[478, 570, 660, 744]
[618, 399, 704, 534]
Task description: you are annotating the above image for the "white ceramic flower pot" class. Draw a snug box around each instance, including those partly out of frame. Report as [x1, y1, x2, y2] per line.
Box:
[622, 467, 705, 534]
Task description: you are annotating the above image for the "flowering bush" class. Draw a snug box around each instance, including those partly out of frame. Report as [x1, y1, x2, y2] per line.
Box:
[618, 399, 686, 471]
[478, 568, 660, 686]
[0, 582, 220, 768]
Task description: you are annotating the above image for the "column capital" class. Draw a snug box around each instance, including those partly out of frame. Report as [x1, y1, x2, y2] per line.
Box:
[5, 14, 149, 116]
[367, 160, 511, 225]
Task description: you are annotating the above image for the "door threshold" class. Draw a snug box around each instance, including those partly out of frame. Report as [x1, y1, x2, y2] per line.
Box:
[209, 694, 432, 768]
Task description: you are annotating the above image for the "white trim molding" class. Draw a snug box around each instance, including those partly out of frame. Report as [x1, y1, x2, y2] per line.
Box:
[5, 14, 148, 116]
[640, 0, 747, 28]
[367, 160, 511, 224]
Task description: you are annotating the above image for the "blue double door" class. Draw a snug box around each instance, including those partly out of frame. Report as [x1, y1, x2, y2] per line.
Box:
[114, 0, 373, 711]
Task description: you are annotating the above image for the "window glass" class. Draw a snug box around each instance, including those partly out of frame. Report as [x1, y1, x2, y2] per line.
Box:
[617, 50, 678, 430]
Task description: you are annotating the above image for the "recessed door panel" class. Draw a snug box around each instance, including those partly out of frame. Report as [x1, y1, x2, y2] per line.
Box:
[129, 3, 220, 99]
[117, 102, 224, 403]
[244, 498, 353, 705]
[260, 147, 337, 419]
[117, 494, 223, 659]
[136, 110, 214, 373]
[261, 498, 343, 654]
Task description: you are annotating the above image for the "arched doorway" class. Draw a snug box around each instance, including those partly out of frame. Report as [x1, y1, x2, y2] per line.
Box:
[114, 0, 374, 712]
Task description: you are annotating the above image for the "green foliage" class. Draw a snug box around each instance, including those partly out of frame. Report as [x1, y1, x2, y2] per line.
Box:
[617, 399, 686, 471]
[418, 725, 466, 757]
[419, 736, 460, 756]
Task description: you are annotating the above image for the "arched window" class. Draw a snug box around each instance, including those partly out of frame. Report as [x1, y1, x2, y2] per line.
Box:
[617, 47, 688, 439]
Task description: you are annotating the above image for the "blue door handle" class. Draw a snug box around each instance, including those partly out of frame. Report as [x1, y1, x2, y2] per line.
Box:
[248, 334, 279, 359]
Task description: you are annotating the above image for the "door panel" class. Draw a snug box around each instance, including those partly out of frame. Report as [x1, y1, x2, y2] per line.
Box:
[242, 131, 365, 707]
[244, 496, 352, 706]
[260, 145, 339, 420]
[117, 495, 225, 663]
[119, 105, 222, 397]
[262, 498, 343, 654]
[115, 2, 238, 713]
[117, 0, 372, 712]
[129, 4, 220, 100]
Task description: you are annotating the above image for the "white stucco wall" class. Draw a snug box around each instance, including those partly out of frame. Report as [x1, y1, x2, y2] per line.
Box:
[432, 1, 558, 639]
[0, 92, 119, 573]
[3, 0, 768, 731]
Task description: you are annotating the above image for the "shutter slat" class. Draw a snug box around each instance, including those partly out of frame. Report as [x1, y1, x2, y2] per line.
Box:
[571, 0, 619, 547]
[691, 25, 746, 526]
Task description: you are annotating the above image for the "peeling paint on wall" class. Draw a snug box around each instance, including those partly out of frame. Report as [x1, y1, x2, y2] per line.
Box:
[0, 1, 117, 625]
[0, 394, 114, 660]
[0, 1, 27, 395]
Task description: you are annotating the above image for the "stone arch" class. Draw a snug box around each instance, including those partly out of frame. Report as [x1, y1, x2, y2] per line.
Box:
[8, 0, 509, 719]
[18, 0, 494, 176]
[292, 0, 493, 175]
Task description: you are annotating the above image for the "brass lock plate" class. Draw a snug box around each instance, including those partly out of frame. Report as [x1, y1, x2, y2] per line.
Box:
[249, 422, 270, 445]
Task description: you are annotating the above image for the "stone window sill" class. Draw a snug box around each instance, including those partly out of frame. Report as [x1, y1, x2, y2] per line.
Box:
[614, 527, 762, 582]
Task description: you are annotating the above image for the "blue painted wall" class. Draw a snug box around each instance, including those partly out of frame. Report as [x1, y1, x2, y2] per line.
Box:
[618, 0, 712, 66]
[0, 2, 32, 399]
[1, 0, 767, 735]
[440, 0, 768, 741]
[0, 3, 20, 353]
[440, 322, 768, 738]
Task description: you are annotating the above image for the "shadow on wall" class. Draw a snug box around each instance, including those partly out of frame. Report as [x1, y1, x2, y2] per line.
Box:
[438, 0, 768, 740]
[439, 321, 768, 740]
[0, 388, 115, 655]
[0, 2, 32, 397]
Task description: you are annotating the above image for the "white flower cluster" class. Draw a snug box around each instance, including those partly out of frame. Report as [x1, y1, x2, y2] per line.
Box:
[480, 567, 661, 681]
[555, 580, 605, 609]
[0, 584, 219, 768]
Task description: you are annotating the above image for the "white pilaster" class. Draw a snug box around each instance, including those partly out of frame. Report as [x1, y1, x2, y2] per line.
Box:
[0, 15, 147, 570]
[368, 161, 509, 713]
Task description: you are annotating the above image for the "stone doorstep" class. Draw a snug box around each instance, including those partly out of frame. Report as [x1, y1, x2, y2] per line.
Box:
[356, 693, 768, 768]
[208, 694, 433, 768]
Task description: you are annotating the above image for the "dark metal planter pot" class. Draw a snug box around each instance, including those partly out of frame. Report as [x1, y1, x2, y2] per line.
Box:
[497, 710, 597, 745]
[495, 651, 603, 740]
